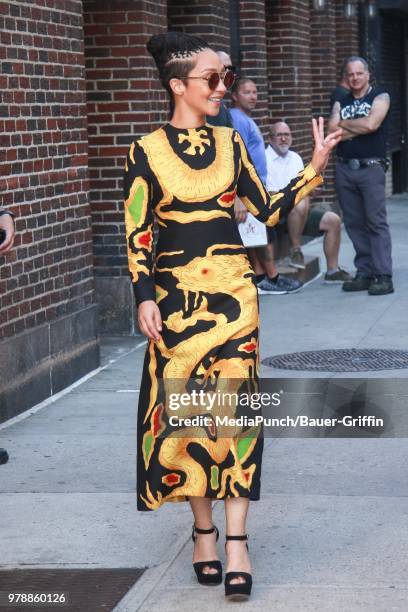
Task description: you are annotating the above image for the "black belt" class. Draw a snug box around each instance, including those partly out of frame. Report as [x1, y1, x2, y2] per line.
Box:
[337, 157, 387, 171]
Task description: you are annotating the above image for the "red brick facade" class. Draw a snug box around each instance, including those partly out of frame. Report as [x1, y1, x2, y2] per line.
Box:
[310, 2, 338, 206]
[0, 0, 94, 341]
[168, 0, 230, 50]
[1, 0, 365, 417]
[239, 1, 269, 132]
[266, 0, 313, 158]
[1, 0, 362, 339]
[83, 1, 167, 289]
[335, 0, 360, 80]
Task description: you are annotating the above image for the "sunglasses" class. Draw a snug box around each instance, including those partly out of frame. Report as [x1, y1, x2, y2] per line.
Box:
[178, 69, 236, 91]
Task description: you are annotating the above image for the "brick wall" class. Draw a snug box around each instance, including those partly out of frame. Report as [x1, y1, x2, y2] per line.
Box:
[335, 0, 360, 81]
[265, 0, 313, 159]
[0, 0, 99, 421]
[310, 1, 337, 118]
[83, 0, 167, 333]
[237, 1, 269, 134]
[322, 0, 359, 209]
[310, 0, 337, 207]
[0, 0, 94, 340]
[167, 0, 230, 51]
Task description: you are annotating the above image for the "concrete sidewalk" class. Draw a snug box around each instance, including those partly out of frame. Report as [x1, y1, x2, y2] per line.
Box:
[1, 195, 408, 611]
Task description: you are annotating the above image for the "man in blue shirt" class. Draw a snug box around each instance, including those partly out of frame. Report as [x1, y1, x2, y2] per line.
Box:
[230, 77, 301, 294]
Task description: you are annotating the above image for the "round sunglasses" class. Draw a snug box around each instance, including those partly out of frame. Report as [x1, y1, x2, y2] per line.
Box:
[176, 69, 235, 91]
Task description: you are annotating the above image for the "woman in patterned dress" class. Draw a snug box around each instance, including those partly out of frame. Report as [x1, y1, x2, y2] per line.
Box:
[123, 31, 341, 600]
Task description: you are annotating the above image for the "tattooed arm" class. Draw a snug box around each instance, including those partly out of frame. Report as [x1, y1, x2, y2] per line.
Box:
[340, 93, 390, 135]
[328, 101, 355, 141]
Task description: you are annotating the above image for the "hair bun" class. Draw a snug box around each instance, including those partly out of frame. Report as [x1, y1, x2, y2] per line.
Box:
[146, 32, 209, 75]
[146, 34, 168, 68]
[146, 33, 183, 72]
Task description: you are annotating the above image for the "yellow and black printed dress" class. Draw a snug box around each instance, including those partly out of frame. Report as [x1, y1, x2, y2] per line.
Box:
[123, 123, 322, 511]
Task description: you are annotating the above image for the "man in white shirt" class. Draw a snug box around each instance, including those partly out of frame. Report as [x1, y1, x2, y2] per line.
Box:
[266, 123, 308, 269]
[266, 121, 351, 283]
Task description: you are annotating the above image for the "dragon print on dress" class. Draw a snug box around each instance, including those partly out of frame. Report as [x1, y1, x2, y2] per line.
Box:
[123, 123, 323, 511]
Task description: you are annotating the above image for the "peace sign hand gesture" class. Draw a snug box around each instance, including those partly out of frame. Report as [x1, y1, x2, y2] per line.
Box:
[310, 117, 343, 175]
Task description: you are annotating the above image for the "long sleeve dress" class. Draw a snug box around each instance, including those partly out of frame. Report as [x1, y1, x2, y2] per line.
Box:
[123, 123, 322, 511]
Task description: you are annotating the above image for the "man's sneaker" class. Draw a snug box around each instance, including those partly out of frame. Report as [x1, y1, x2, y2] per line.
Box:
[258, 275, 302, 295]
[324, 268, 353, 284]
[342, 274, 374, 292]
[368, 275, 394, 295]
[289, 248, 305, 270]
[0, 448, 9, 465]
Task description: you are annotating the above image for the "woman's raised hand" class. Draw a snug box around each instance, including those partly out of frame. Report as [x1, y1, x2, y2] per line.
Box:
[138, 300, 162, 341]
[310, 117, 343, 175]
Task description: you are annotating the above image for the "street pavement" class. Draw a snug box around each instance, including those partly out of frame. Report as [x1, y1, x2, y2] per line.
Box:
[1, 195, 408, 611]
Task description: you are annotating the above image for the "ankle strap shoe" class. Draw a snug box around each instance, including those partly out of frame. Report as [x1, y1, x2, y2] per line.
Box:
[192, 523, 222, 585]
[224, 534, 252, 600]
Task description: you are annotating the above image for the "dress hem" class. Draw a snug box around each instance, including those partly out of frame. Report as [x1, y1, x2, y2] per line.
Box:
[137, 492, 261, 512]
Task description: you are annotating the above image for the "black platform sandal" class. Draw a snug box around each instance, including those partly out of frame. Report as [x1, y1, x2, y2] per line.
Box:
[224, 534, 252, 601]
[192, 523, 222, 585]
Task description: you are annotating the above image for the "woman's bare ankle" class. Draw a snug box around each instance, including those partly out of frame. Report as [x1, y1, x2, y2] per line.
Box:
[193, 529, 219, 573]
[225, 540, 251, 575]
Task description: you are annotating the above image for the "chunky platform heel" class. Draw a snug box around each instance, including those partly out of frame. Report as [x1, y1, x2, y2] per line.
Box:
[192, 523, 222, 585]
[224, 534, 252, 601]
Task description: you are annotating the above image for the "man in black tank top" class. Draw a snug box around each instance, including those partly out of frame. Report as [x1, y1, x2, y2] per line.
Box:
[328, 56, 393, 295]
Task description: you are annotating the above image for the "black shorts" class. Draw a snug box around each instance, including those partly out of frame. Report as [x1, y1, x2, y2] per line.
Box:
[303, 207, 325, 237]
[266, 207, 325, 243]
[266, 226, 277, 242]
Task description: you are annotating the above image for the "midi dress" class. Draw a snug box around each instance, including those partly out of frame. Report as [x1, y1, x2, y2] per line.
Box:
[123, 123, 322, 511]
